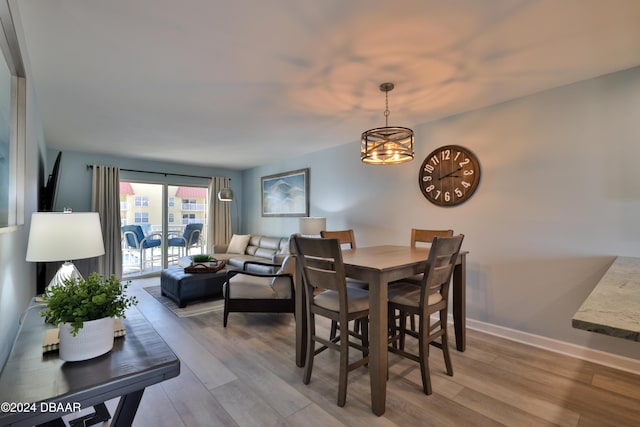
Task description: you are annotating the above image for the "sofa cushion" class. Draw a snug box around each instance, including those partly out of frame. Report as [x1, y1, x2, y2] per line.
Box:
[260, 236, 282, 250]
[224, 255, 294, 300]
[254, 247, 277, 259]
[226, 255, 258, 269]
[225, 274, 276, 299]
[227, 234, 250, 254]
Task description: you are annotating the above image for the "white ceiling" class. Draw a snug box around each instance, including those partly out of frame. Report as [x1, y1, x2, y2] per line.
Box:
[13, 0, 640, 170]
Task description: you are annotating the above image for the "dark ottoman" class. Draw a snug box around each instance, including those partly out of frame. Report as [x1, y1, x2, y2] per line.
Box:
[160, 266, 227, 308]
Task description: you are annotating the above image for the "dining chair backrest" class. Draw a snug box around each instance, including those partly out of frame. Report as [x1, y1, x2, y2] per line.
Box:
[320, 229, 356, 249]
[410, 228, 454, 248]
[419, 234, 464, 308]
[293, 236, 347, 295]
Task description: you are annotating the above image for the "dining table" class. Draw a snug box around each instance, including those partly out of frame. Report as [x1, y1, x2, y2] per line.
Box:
[294, 244, 468, 416]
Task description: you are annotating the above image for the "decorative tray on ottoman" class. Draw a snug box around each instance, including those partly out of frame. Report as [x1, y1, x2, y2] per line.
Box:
[184, 259, 226, 273]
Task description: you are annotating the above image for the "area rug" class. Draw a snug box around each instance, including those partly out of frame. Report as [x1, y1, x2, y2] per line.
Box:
[143, 285, 225, 318]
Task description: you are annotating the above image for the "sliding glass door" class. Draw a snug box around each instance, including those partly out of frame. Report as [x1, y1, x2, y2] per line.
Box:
[167, 185, 208, 261]
[120, 181, 208, 278]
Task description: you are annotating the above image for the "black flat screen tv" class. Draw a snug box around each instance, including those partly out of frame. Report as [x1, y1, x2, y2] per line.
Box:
[40, 152, 61, 212]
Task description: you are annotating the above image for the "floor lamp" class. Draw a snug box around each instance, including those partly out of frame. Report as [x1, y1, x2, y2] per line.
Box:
[218, 187, 239, 235]
[26, 211, 105, 291]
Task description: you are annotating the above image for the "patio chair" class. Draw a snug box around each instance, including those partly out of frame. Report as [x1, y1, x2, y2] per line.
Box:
[122, 225, 162, 271]
[168, 223, 203, 258]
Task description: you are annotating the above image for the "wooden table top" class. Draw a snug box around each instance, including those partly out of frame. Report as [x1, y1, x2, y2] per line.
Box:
[0, 302, 180, 426]
[341, 245, 467, 270]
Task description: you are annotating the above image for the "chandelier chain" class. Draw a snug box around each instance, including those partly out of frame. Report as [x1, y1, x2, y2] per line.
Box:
[384, 90, 390, 126]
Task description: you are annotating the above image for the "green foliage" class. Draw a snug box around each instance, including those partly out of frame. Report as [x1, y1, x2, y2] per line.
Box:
[191, 254, 211, 263]
[41, 273, 138, 336]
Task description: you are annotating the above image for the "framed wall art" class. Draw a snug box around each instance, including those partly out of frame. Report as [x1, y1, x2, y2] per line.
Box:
[261, 168, 309, 217]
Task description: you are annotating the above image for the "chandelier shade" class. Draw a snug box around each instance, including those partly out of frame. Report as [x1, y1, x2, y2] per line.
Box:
[361, 82, 414, 165]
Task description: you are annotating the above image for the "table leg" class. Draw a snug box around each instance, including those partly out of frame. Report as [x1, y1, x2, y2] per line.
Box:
[111, 389, 145, 427]
[452, 253, 467, 352]
[368, 273, 388, 416]
[67, 403, 110, 427]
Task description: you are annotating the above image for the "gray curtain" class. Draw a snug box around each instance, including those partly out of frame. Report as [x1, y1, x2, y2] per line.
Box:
[91, 165, 122, 279]
[208, 177, 232, 249]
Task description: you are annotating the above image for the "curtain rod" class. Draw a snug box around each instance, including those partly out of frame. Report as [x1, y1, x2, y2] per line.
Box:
[86, 164, 212, 180]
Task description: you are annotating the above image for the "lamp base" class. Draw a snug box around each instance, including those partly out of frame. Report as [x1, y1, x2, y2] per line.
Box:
[48, 261, 84, 290]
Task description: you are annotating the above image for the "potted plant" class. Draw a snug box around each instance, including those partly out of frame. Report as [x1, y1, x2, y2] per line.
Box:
[191, 254, 212, 264]
[41, 273, 138, 362]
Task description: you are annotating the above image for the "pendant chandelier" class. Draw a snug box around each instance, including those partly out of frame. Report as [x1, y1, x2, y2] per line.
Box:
[361, 82, 414, 165]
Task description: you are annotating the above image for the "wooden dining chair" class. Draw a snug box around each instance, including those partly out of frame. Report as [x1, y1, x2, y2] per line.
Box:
[395, 229, 455, 332]
[411, 228, 454, 247]
[320, 229, 356, 249]
[321, 229, 367, 338]
[387, 234, 464, 395]
[293, 235, 370, 407]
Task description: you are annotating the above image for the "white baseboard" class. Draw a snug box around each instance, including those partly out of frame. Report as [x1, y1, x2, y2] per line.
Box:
[462, 317, 640, 376]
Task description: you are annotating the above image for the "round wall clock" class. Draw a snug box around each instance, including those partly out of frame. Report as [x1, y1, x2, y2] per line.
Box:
[418, 145, 481, 206]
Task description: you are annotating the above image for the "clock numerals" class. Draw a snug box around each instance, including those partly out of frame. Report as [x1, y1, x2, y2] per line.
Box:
[418, 145, 481, 207]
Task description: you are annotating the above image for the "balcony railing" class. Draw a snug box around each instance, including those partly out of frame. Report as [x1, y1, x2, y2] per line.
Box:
[182, 218, 205, 225]
[181, 203, 206, 211]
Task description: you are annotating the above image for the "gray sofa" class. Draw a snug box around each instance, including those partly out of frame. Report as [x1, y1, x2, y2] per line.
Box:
[212, 234, 290, 272]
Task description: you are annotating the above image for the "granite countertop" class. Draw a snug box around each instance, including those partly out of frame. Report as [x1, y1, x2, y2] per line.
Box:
[572, 256, 640, 342]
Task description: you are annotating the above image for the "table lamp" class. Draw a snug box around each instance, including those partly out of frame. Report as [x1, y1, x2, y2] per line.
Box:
[26, 211, 106, 290]
[299, 217, 326, 237]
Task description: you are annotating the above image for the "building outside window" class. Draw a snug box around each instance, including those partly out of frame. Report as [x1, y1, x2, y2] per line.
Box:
[182, 213, 197, 224]
[182, 198, 197, 210]
[135, 212, 149, 223]
[135, 195, 149, 207]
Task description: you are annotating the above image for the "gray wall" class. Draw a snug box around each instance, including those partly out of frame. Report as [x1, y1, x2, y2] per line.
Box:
[50, 150, 243, 220]
[242, 66, 640, 361]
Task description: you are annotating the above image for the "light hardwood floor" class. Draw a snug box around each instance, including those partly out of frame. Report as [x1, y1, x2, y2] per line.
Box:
[103, 278, 640, 427]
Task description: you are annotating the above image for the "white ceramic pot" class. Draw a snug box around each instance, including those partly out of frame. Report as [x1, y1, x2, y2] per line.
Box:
[59, 317, 115, 362]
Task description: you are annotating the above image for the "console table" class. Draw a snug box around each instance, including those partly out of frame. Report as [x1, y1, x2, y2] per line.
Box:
[0, 302, 180, 426]
[572, 256, 640, 341]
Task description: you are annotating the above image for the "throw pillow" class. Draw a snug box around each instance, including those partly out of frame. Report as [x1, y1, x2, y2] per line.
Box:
[227, 234, 251, 254]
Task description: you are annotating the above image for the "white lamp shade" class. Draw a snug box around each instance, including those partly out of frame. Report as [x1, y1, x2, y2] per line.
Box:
[299, 217, 326, 236]
[26, 212, 106, 262]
